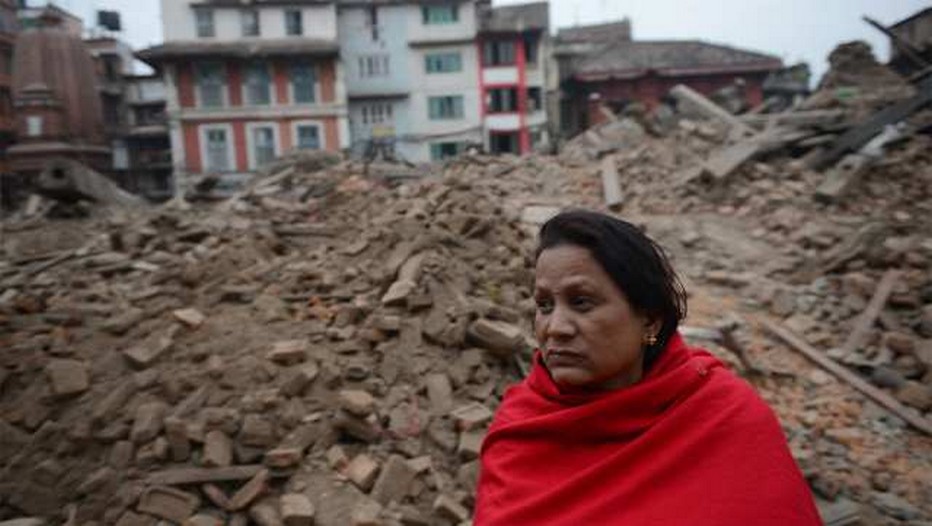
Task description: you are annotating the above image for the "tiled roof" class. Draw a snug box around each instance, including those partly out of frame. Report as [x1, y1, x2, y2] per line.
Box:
[137, 39, 339, 63]
[571, 39, 782, 80]
[483, 2, 548, 33]
[556, 20, 631, 44]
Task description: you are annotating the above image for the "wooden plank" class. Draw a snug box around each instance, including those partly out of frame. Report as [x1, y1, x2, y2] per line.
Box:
[760, 318, 932, 436]
[741, 109, 848, 128]
[814, 153, 872, 203]
[810, 75, 932, 169]
[670, 84, 755, 137]
[702, 140, 763, 180]
[838, 270, 899, 360]
[599, 155, 623, 210]
[146, 465, 271, 486]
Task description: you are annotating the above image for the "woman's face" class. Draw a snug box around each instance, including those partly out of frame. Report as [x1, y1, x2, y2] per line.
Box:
[534, 245, 658, 391]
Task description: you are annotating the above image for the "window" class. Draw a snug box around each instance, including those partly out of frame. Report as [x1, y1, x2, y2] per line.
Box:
[430, 142, 464, 161]
[241, 10, 260, 37]
[483, 41, 515, 66]
[251, 126, 277, 167]
[487, 87, 518, 113]
[27, 116, 43, 137]
[195, 62, 226, 108]
[367, 6, 379, 41]
[290, 64, 317, 103]
[244, 63, 271, 106]
[362, 103, 393, 125]
[428, 95, 464, 120]
[205, 128, 231, 172]
[285, 9, 303, 36]
[358, 55, 390, 78]
[490, 132, 519, 154]
[422, 5, 458, 24]
[425, 52, 462, 73]
[527, 87, 542, 113]
[296, 125, 321, 150]
[195, 9, 214, 38]
[524, 35, 539, 65]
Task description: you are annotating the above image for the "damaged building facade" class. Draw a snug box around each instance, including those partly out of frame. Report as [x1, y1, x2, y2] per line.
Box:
[554, 19, 783, 136]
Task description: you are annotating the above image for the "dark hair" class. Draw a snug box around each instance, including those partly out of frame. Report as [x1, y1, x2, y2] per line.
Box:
[536, 209, 687, 369]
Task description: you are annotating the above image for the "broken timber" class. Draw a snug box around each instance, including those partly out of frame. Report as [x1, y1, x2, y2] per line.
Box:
[761, 318, 932, 436]
[815, 124, 903, 203]
[599, 155, 623, 210]
[836, 269, 899, 361]
[810, 75, 932, 169]
[670, 84, 755, 138]
[146, 465, 291, 486]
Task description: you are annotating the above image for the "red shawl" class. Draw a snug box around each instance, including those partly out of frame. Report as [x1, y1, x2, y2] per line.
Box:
[475, 333, 821, 525]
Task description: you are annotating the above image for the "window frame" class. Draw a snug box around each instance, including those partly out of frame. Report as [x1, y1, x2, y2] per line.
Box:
[487, 87, 518, 113]
[242, 62, 272, 106]
[289, 63, 318, 104]
[199, 123, 236, 173]
[483, 40, 516, 67]
[284, 9, 303, 36]
[241, 9, 260, 37]
[291, 120, 325, 151]
[245, 122, 281, 170]
[194, 61, 227, 108]
[421, 5, 458, 25]
[425, 52, 463, 74]
[194, 8, 215, 38]
[430, 141, 464, 161]
[428, 95, 464, 120]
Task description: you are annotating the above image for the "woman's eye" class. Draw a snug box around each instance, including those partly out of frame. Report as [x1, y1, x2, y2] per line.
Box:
[535, 299, 553, 313]
[571, 296, 594, 310]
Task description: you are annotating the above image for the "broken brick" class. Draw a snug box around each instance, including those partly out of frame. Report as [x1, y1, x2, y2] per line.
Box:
[280, 494, 315, 526]
[267, 340, 308, 365]
[130, 402, 167, 444]
[339, 389, 376, 417]
[137, 486, 200, 523]
[173, 308, 206, 328]
[344, 454, 380, 492]
[370, 454, 417, 505]
[466, 318, 524, 357]
[451, 402, 494, 431]
[45, 359, 89, 396]
[203, 430, 233, 467]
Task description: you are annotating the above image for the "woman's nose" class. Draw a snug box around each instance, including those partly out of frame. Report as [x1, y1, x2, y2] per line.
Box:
[546, 306, 575, 339]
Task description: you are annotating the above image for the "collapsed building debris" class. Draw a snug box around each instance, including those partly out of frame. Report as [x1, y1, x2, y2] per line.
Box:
[1, 41, 931, 525]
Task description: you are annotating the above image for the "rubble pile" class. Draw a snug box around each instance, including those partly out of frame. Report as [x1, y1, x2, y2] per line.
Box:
[2, 42, 931, 525]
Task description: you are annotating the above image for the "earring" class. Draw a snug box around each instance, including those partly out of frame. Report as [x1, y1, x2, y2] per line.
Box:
[645, 334, 658, 346]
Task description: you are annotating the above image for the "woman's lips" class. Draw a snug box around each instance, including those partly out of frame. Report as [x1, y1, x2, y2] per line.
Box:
[545, 350, 585, 366]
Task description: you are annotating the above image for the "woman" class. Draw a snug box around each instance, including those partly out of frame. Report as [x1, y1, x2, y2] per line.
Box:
[475, 210, 821, 525]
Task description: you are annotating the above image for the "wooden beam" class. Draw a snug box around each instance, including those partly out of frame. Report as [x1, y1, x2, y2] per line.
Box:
[760, 318, 932, 436]
[810, 75, 932, 169]
[146, 465, 291, 486]
[670, 84, 755, 137]
[838, 270, 899, 360]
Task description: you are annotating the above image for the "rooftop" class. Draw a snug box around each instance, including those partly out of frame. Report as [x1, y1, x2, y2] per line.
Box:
[137, 39, 339, 63]
[482, 2, 548, 33]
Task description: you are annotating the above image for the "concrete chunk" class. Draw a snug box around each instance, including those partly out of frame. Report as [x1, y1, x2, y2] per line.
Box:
[45, 359, 89, 396]
[433, 494, 469, 523]
[458, 429, 485, 461]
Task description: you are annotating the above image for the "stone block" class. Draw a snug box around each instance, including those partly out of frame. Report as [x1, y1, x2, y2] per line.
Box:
[345, 454, 380, 492]
[267, 340, 308, 365]
[131, 402, 167, 444]
[425, 373, 453, 416]
[451, 402, 493, 431]
[370, 455, 416, 505]
[164, 416, 191, 462]
[279, 363, 319, 397]
[457, 429, 485, 461]
[280, 494, 315, 526]
[173, 308, 206, 328]
[228, 469, 270, 511]
[339, 389, 376, 417]
[123, 337, 173, 369]
[239, 414, 276, 448]
[433, 494, 469, 523]
[249, 500, 283, 526]
[203, 430, 233, 467]
[137, 486, 200, 523]
[45, 359, 89, 396]
[466, 319, 524, 357]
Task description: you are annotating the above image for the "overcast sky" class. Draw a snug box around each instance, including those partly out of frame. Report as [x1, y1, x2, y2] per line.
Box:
[31, 0, 929, 81]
